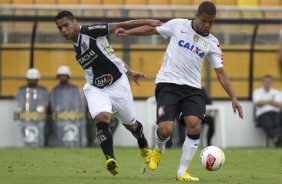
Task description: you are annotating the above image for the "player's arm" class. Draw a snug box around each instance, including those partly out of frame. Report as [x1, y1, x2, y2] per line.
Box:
[115, 25, 159, 37]
[214, 67, 244, 119]
[115, 19, 179, 38]
[108, 19, 162, 34]
[255, 99, 277, 107]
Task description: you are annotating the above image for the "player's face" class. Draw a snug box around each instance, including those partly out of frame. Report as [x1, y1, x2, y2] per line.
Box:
[57, 75, 69, 85]
[194, 13, 215, 36]
[27, 79, 38, 87]
[56, 17, 78, 41]
[262, 77, 272, 90]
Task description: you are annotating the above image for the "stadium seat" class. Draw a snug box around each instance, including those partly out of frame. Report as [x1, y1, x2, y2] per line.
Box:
[0, 0, 11, 4]
[130, 80, 155, 97]
[237, 0, 258, 6]
[1, 50, 30, 78]
[215, 0, 235, 6]
[34, 50, 79, 77]
[34, 0, 56, 4]
[264, 11, 282, 19]
[154, 10, 173, 18]
[12, 0, 33, 4]
[259, 0, 280, 6]
[147, 0, 168, 6]
[124, 0, 146, 5]
[211, 80, 249, 98]
[79, 0, 101, 5]
[254, 52, 280, 78]
[1, 80, 26, 96]
[192, 0, 214, 6]
[57, 0, 78, 5]
[103, 0, 124, 5]
[173, 10, 196, 18]
[105, 10, 123, 17]
[242, 11, 263, 18]
[83, 9, 104, 17]
[169, 0, 191, 6]
[128, 10, 151, 18]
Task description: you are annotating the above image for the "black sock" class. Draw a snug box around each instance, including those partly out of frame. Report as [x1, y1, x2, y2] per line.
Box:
[96, 122, 115, 159]
[131, 121, 148, 149]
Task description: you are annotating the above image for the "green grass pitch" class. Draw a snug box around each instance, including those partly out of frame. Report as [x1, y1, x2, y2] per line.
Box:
[0, 148, 281, 184]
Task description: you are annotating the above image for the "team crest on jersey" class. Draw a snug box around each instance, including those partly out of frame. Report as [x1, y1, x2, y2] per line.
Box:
[81, 41, 89, 53]
[94, 74, 113, 88]
[193, 34, 199, 42]
[158, 105, 165, 117]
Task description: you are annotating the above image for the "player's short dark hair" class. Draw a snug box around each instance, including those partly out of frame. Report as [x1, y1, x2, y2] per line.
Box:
[55, 11, 75, 21]
[198, 1, 216, 16]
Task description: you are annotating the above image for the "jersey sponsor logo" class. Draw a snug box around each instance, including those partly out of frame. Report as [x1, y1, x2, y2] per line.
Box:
[78, 50, 98, 68]
[178, 40, 205, 58]
[88, 25, 106, 30]
[94, 74, 113, 87]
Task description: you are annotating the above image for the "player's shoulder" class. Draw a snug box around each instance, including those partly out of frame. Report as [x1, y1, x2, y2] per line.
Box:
[271, 88, 280, 94]
[163, 18, 187, 27]
[169, 18, 188, 24]
[68, 83, 79, 90]
[253, 87, 263, 94]
[51, 84, 61, 91]
[18, 85, 28, 91]
[79, 25, 90, 34]
[80, 24, 107, 32]
[37, 85, 48, 91]
[207, 33, 220, 45]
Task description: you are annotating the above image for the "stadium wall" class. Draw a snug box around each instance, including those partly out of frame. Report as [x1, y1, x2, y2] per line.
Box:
[0, 99, 269, 148]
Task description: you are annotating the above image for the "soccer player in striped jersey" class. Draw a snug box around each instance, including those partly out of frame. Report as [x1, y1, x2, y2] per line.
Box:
[55, 11, 162, 176]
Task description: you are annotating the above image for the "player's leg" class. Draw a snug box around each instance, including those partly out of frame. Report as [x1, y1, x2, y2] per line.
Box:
[205, 115, 214, 146]
[109, 74, 152, 164]
[176, 115, 201, 181]
[176, 89, 205, 181]
[83, 83, 118, 176]
[123, 121, 152, 164]
[148, 83, 180, 171]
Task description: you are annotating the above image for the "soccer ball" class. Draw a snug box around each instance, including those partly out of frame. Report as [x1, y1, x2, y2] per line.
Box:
[199, 146, 225, 171]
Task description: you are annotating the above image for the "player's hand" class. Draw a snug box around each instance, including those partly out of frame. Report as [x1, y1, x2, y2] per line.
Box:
[115, 28, 128, 37]
[232, 99, 243, 119]
[148, 19, 163, 27]
[127, 70, 151, 86]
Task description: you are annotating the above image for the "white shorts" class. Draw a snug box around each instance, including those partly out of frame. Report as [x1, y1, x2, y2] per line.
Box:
[83, 74, 136, 125]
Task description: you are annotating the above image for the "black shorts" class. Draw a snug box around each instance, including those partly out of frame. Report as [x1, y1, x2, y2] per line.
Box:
[155, 83, 206, 124]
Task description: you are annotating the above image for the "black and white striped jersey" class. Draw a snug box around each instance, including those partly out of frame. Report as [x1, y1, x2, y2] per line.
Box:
[73, 23, 127, 88]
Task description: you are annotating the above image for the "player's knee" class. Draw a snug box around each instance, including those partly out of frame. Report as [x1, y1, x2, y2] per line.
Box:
[158, 123, 174, 138]
[123, 123, 136, 132]
[95, 112, 112, 123]
[186, 116, 202, 134]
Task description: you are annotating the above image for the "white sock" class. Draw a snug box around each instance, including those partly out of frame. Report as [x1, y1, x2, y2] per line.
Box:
[154, 128, 170, 152]
[177, 135, 200, 177]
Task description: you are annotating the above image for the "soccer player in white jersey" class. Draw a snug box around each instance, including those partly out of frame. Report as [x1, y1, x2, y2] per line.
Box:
[116, 1, 244, 181]
[55, 11, 162, 176]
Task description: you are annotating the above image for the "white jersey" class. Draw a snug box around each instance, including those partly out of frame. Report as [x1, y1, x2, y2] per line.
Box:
[253, 87, 281, 117]
[156, 18, 223, 88]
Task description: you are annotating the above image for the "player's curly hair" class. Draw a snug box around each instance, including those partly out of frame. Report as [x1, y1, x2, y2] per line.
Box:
[198, 1, 216, 16]
[55, 11, 75, 21]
